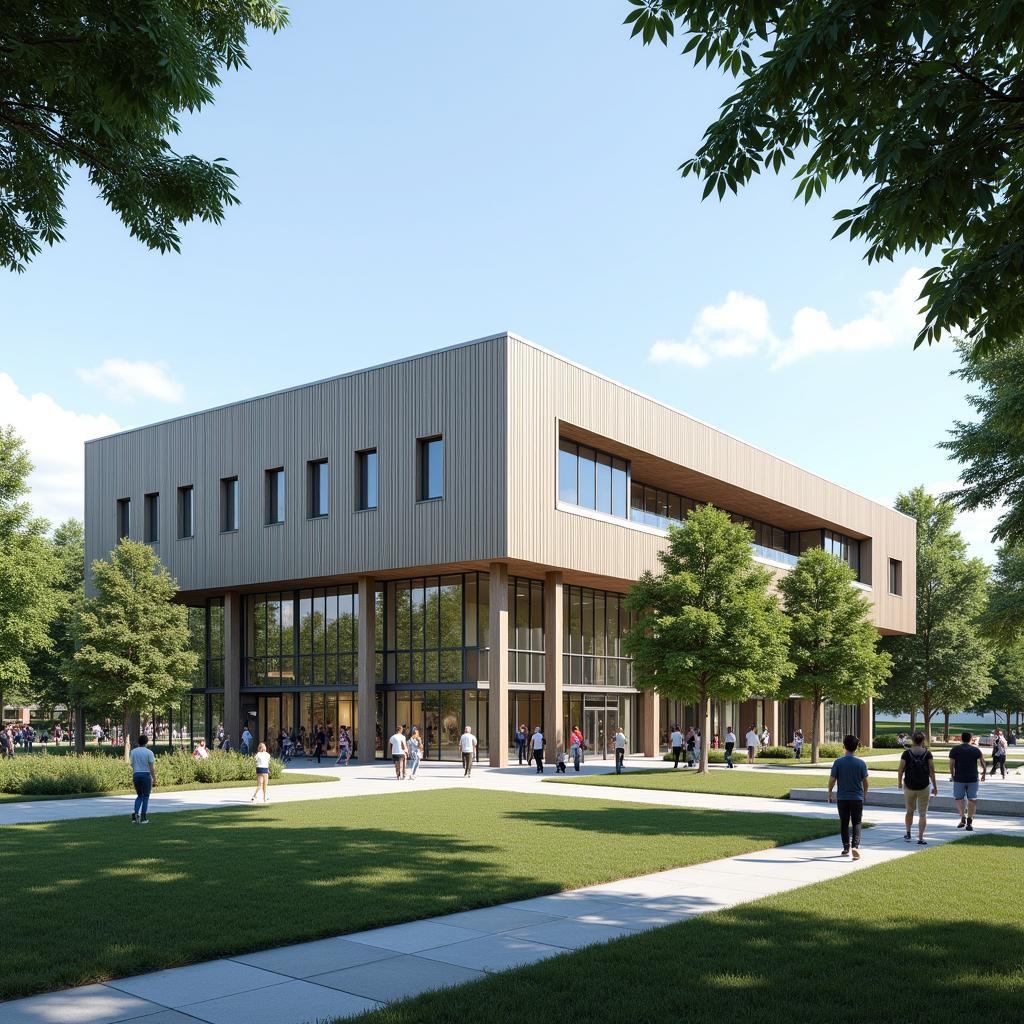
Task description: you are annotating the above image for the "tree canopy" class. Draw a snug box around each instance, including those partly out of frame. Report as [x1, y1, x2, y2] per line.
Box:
[0, 1, 287, 271]
[975, 637, 1024, 730]
[877, 487, 992, 734]
[624, 504, 791, 772]
[777, 546, 890, 762]
[627, 0, 1024, 357]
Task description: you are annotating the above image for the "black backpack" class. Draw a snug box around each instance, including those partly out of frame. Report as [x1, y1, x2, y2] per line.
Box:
[904, 749, 931, 790]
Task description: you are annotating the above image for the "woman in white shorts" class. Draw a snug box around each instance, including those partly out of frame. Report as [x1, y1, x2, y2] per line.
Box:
[252, 742, 272, 803]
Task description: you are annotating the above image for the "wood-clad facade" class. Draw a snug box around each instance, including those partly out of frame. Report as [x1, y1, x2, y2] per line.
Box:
[84, 333, 915, 764]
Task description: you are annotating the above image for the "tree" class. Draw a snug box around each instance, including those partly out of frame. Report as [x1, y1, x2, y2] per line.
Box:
[72, 539, 198, 758]
[0, 426, 58, 717]
[982, 545, 1024, 643]
[974, 637, 1024, 733]
[626, 1, 1024, 356]
[623, 504, 791, 772]
[0, 1, 287, 271]
[942, 341, 1024, 565]
[877, 487, 992, 738]
[777, 547, 891, 763]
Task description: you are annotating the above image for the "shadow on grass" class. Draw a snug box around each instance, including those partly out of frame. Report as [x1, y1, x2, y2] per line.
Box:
[345, 835, 1024, 1024]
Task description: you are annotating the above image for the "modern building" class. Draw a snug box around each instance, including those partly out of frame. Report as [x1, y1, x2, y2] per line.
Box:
[84, 334, 915, 764]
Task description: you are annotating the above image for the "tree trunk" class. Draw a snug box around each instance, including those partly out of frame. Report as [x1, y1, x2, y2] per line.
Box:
[697, 682, 711, 774]
[810, 697, 821, 764]
[123, 709, 141, 762]
[909, 707, 917, 733]
[922, 693, 932, 744]
[74, 706, 86, 753]
[943, 710, 950, 743]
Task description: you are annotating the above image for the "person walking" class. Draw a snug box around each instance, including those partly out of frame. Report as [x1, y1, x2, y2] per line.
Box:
[897, 730, 937, 844]
[251, 742, 272, 803]
[130, 734, 157, 824]
[793, 728, 804, 760]
[514, 724, 528, 765]
[407, 726, 422, 779]
[949, 731, 987, 831]
[336, 726, 352, 766]
[724, 725, 737, 768]
[241, 725, 253, 755]
[613, 725, 627, 773]
[827, 734, 869, 859]
[388, 726, 408, 780]
[685, 727, 696, 768]
[216, 723, 225, 749]
[760, 725, 771, 750]
[693, 728, 703, 768]
[669, 724, 684, 769]
[990, 728, 1008, 780]
[314, 724, 326, 764]
[745, 724, 759, 764]
[531, 726, 545, 773]
[570, 725, 585, 772]
[460, 726, 477, 776]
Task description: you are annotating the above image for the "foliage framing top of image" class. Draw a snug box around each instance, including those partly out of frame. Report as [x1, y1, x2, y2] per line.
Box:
[626, 0, 1024, 358]
[0, 1, 287, 271]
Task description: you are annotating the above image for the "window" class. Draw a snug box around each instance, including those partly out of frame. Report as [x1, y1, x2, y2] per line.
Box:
[356, 449, 377, 510]
[889, 558, 903, 596]
[265, 468, 285, 525]
[143, 493, 159, 543]
[220, 477, 239, 533]
[308, 459, 329, 518]
[417, 436, 444, 501]
[177, 486, 194, 539]
[558, 438, 630, 518]
[116, 498, 130, 540]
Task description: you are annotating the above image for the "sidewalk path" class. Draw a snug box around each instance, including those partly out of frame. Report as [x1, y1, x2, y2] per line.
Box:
[5, 808, 1018, 1024]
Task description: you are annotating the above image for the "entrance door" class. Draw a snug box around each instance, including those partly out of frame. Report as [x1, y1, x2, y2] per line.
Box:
[586, 709, 607, 760]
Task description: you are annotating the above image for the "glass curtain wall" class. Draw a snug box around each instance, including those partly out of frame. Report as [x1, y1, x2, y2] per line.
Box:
[825, 701, 859, 743]
[509, 577, 544, 685]
[178, 598, 226, 747]
[563, 586, 634, 686]
[562, 693, 636, 759]
[658, 698, 741, 750]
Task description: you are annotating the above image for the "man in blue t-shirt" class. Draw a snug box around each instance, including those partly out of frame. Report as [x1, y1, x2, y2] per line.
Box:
[828, 734, 869, 859]
[948, 731, 987, 831]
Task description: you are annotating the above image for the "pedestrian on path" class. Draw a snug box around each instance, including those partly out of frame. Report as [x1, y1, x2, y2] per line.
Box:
[613, 726, 627, 773]
[251, 743, 272, 803]
[460, 726, 477, 776]
[897, 730, 937, 844]
[389, 726, 408, 780]
[670, 724, 683, 769]
[531, 726, 545, 773]
[693, 729, 702, 767]
[827, 734, 869, 860]
[990, 728, 1008, 779]
[241, 726, 253, 755]
[724, 725, 737, 768]
[130, 734, 157, 825]
[570, 725, 584, 771]
[514, 724, 528, 765]
[760, 725, 771, 750]
[685, 728, 696, 768]
[314, 724, 326, 764]
[407, 727, 422, 779]
[949, 731, 987, 831]
[793, 728, 804, 760]
[336, 726, 352, 766]
[745, 725, 759, 764]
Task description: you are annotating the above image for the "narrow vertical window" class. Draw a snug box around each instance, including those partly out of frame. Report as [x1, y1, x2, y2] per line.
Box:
[265, 468, 285, 524]
[177, 486, 194, 539]
[417, 436, 443, 501]
[308, 459, 329, 518]
[221, 476, 239, 532]
[143, 493, 159, 543]
[889, 558, 903, 596]
[116, 498, 130, 540]
[356, 449, 377, 510]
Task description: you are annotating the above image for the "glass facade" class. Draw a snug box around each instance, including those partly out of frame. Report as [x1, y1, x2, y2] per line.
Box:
[825, 701, 859, 744]
[563, 693, 636, 759]
[558, 439, 629, 518]
[179, 598, 226, 746]
[563, 585, 634, 686]
[383, 688, 488, 761]
[509, 577, 544, 684]
[658, 697, 741, 750]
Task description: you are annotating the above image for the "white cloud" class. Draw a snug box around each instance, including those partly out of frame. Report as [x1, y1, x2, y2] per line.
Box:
[648, 269, 925, 371]
[0, 373, 120, 527]
[78, 358, 184, 403]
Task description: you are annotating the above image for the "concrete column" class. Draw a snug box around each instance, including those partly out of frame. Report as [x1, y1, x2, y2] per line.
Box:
[740, 699, 760, 735]
[800, 698, 825, 745]
[543, 571, 563, 763]
[858, 696, 874, 748]
[642, 689, 660, 757]
[357, 576, 377, 761]
[488, 561, 509, 767]
[223, 591, 242, 750]
[765, 699, 781, 747]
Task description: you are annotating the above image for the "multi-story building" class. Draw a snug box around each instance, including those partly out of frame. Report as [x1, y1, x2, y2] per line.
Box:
[84, 334, 915, 764]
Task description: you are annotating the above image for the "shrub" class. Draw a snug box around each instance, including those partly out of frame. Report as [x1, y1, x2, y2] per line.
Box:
[873, 734, 903, 748]
[819, 742, 844, 758]
[757, 745, 794, 759]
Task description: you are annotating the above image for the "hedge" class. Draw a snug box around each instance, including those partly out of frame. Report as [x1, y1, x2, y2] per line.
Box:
[0, 750, 282, 796]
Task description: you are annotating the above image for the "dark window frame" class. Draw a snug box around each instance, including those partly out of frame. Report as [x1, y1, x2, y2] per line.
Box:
[307, 459, 329, 519]
[355, 448, 378, 511]
[143, 492, 159, 543]
[177, 485, 194, 540]
[116, 497, 130, 541]
[265, 467, 285, 526]
[220, 476, 239, 533]
[417, 436, 444, 502]
[889, 558, 903, 596]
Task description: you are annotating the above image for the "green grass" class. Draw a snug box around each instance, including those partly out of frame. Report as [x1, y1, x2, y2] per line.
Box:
[553, 768, 832, 799]
[0, 789, 834, 999]
[0, 773, 328, 803]
[345, 835, 1024, 1024]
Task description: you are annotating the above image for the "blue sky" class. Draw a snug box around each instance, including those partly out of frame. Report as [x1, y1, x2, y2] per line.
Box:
[0, 1, 993, 556]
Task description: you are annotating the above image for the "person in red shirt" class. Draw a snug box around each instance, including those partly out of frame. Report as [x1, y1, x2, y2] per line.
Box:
[569, 726, 585, 771]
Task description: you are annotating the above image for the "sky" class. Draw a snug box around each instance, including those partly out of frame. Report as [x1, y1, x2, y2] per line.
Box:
[0, 1, 998, 559]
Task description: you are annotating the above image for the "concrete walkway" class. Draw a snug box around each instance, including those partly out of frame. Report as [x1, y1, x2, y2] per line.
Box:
[3, 807, 1012, 1024]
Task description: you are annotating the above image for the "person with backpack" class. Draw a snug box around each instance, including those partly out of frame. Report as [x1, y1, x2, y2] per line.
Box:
[990, 728, 1008, 779]
[897, 730, 938, 844]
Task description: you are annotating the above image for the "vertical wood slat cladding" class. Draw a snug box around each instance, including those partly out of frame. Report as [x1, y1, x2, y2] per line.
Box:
[84, 339, 508, 593]
[506, 337, 916, 636]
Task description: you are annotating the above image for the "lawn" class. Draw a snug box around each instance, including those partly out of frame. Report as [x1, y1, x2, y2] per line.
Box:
[0, 773, 328, 803]
[0, 789, 834, 1000]
[345, 835, 1024, 1024]
[553, 768, 831, 799]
